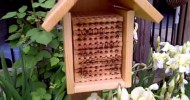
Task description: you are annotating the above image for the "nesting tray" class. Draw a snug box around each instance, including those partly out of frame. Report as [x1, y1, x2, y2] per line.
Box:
[72, 12, 123, 83]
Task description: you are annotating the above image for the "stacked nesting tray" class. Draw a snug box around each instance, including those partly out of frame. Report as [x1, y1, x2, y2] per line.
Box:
[72, 12, 123, 83]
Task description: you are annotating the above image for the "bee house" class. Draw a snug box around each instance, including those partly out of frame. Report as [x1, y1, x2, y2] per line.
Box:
[41, 0, 163, 94]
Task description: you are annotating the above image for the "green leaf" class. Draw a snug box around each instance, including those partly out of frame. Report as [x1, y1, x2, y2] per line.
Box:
[16, 74, 22, 87]
[27, 28, 53, 45]
[39, 0, 46, 3]
[23, 55, 37, 68]
[35, 11, 46, 17]
[23, 45, 30, 53]
[31, 82, 47, 90]
[48, 39, 59, 49]
[44, 72, 52, 79]
[13, 60, 21, 69]
[37, 88, 46, 95]
[18, 6, 27, 13]
[43, 94, 51, 100]
[57, 32, 63, 41]
[37, 31, 53, 45]
[59, 62, 66, 72]
[36, 50, 51, 61]
[31, 92, 41, 100]
[7, 33, 21, 40]
[0, 76, 22, 100]
[40, 0, 56, 8]
[27, 46, 38, 55]
[1, 12, 17, 19]
[17, 13, 26, 18]
[32, 2, 40, 8]
[1, 52, 13, 84]
[50, 57, 59, 66]
[9, 25, 18, 33]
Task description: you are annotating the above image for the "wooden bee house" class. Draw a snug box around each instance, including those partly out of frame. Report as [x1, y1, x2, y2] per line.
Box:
[42, 0, 163, 94]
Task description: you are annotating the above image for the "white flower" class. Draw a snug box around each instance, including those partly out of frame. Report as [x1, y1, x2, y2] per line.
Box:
[86, 93, 102, 100]
[156, 60, 164, 69]
[185, 67, 190, 74]
[165, 68, 170, 74]
[179, 66, 186, 73]
[185, 48, 190, 54]
[183, 79, 188, 84]
[160, 42, 171, 52]
[160, 42, 183, 53]
[160, 42, 175, 52]
[180, 85, 185, 94]
[149, 83, 159, 90]
[171, 95, 181, 100]
[121, 88, 130, 100]
[181, 94, 189, 100]
[113, 97, 117, 100]
[133, 23, 138, 41]
[138, 91, 155, 100]
[152, 52, 168, 69]
[131, 87, 145, 100]
[131, 87, 156, 100]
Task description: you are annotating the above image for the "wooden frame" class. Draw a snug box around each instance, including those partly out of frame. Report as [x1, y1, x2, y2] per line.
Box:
[63, 9, 134, 94]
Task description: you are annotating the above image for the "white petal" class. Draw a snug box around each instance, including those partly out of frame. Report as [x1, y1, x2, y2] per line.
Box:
[161, 42, 170, 52]
[183, 79, 188, 84]
[87, 93, 101, 100]
[131, 87, 145, 100]
[185, 67, 190, 74]
[149, 83, 159, 90]
[113, 97, 117, 100]
[181, 94, 189, 100]
[166, 58, 175, 65]
[186, 48, 190, 54]
[140, 91, 154, 100]
[179, 66, 186, 73]
[165, 68, 170, 74]
[121, 88, 130, 100]
[133, 32, 138, 41]
[157, 60, 164, 69]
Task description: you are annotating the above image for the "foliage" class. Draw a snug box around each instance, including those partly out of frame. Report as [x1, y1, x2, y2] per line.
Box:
[0, 0, 67, 100]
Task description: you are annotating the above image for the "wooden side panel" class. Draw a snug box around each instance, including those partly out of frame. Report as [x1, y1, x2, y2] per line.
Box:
[42, 0, 78, 32]
[63, 13, 75, 94]
[114, 9, 134, 87]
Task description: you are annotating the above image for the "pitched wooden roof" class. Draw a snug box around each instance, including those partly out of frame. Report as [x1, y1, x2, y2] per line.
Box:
[42, 0, 163, 32]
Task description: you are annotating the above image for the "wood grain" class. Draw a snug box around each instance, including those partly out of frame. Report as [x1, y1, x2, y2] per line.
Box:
[113, 0, 163, 23]
[42, 0, 78, 32]
[63, 13, 75, 94]
[42, 0, 163, 32]
[114, 9, 134, 87]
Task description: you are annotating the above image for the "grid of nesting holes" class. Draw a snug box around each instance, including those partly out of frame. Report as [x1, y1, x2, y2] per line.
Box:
[72, 13, 123, 83]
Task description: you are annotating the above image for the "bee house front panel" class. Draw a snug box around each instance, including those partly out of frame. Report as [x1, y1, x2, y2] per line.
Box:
[63, 9, 134, 94]
[72, 12, 123, 83]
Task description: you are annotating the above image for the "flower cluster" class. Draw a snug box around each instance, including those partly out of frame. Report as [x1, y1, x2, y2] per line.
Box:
[152, 41, 190, 99]
[86, 84, 159, 100]
[153, 42, 190, 74]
